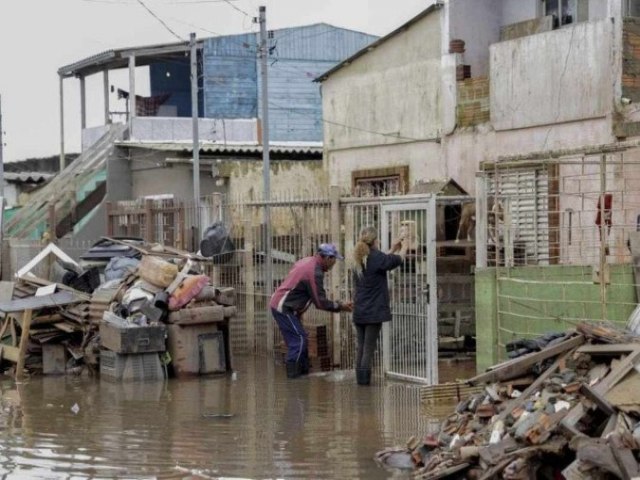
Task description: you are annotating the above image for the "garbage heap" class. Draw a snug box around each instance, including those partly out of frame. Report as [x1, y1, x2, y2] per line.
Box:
[377, 322, 640, 479]
[0, 240, 236, 380]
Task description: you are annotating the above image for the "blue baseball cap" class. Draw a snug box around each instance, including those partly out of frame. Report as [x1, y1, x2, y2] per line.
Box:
[317, 243, 344, 260]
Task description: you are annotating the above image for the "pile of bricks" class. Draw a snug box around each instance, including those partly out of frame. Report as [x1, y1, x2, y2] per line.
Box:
[376, 322, 640, 479]
[275, 324, 332, 372]
[307, 324, 332, 372]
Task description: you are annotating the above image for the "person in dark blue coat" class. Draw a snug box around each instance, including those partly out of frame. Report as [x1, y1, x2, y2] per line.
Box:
[351, 226, 408, 385]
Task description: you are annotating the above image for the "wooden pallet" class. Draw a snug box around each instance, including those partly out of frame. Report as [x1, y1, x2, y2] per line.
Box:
[420, 382, 483, 406]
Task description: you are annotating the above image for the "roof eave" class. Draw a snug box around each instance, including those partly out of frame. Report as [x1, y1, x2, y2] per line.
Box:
[58, 41, 202, 78]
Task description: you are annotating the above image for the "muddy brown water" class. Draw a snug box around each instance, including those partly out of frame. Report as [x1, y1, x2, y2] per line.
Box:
[0, 356, 474, 479]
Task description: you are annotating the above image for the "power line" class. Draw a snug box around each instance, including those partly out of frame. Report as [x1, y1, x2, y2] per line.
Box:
[267, 101, 427, 142]
[220, 0, 251, 18]
[135, 0, 185, 41]
[82, 0, 246, 4]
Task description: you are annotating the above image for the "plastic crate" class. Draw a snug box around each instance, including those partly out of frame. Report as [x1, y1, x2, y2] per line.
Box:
[100, 349, 165, 382]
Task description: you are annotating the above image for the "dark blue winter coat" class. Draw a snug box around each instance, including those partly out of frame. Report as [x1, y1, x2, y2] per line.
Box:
[352, 249, 403, 324]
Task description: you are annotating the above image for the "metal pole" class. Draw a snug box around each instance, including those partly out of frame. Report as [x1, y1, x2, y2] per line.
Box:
[259, 5, 273, 352]
[128, 55, 136, 132]
[599, 154, 607, 321]
[59, 75, 66, 171]
[80, 75, 87, 130]
[190, 32, 201, 244]
[0, 94, 4, 197]
[103, 69, 110, 124]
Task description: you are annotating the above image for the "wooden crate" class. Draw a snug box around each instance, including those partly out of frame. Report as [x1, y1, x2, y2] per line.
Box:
[166, 323, 227, 377]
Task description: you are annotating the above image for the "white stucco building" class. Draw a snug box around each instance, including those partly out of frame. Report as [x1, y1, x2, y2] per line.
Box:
[318, 0, 640, 265]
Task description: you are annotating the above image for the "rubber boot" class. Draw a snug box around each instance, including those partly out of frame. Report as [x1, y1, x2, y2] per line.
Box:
[286, 361, 301, 379]
[356, 368, 371, 385]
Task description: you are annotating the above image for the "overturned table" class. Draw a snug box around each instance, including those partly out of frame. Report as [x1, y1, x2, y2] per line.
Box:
[0, 288, 89, 379]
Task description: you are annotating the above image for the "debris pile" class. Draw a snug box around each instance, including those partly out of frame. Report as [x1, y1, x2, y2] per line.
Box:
[377, 323, 640, 479]
[0, 238, 236, 379]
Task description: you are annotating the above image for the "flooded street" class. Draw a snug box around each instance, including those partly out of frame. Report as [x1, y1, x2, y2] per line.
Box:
[0, 356, 474, 479]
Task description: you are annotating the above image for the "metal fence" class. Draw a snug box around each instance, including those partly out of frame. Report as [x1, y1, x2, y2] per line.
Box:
[0, 189, 472, 383]
[477, 150, 640, 355]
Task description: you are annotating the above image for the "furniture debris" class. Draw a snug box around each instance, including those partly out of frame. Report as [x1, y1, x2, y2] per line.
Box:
[0, 240, 237, 381]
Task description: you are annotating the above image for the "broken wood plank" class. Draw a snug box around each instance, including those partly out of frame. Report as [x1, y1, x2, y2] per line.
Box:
[0, 291, 86, 313]
[609, 434, 639, 480]
[580, 383, 616, 416]
[562, 347, 640, 432]
[602, 413, 618, 437]
[572, 437, 621, 476]
[577, 344, 639, 354]
[53, 322, 77, 333]
[478, 457, 513, 480]
[31, 313, 65, 325]
[101, 236, 150, 256]
[468, 335, 584, 385]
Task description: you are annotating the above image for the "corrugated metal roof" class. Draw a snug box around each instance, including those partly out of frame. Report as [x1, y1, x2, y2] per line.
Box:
[315, 2, 444, 82]
[115, 141, 323, 156]
[59, 23, 377, 79]
[4, 172, 54, 183]
[58, 40, 199, 78]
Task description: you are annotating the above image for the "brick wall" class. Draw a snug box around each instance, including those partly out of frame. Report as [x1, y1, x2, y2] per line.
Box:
[457, 77, 490, 127]
[623, 18, 640, 103]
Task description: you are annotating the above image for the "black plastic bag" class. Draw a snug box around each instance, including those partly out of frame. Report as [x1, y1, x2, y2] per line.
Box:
[200, 222, 235, 263]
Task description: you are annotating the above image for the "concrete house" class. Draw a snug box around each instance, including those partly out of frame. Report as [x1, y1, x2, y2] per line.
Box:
[316, 0, 640, 370]
[318, 0, 640, 262]
[6, 25, 377, 241]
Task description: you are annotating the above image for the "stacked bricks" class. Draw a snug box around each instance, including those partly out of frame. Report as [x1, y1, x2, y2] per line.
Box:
[457, 76, 490, 127]
[306, 324, 331, 372]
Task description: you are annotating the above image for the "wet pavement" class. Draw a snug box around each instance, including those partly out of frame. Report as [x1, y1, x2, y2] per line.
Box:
[0, 356, 475, 479]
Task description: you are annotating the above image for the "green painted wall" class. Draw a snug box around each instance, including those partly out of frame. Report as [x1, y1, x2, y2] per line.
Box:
[475, 264, 637, 372]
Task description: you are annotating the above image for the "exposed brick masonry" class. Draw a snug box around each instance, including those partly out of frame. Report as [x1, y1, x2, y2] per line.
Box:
[623, 18, 640, 102]
[457, 77, 490, 127]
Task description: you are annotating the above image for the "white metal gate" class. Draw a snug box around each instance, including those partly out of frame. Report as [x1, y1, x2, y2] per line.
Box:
[380, 199, 438, 384]
[342, 195, 438, 384]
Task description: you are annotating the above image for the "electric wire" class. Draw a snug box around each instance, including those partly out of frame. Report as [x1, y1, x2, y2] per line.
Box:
[135, 0, 185, 41]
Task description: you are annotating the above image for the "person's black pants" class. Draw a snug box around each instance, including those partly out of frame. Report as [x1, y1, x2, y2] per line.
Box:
[355, 323, 382, 369]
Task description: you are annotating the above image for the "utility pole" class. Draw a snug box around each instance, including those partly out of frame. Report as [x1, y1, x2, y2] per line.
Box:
[258, 6, 273, 351]
[259, 5, 273, 332]
[0, 94, 4, 197]
[190, 32, 201, 246]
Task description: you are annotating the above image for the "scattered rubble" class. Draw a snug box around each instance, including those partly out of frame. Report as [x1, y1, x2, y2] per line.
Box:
[378, 323, 640, 479]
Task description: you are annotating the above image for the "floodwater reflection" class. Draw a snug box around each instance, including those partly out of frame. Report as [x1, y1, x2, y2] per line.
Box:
[0, 356, 473, 479]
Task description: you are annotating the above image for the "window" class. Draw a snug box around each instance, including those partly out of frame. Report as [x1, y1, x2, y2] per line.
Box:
[351, 166, 409, 197]
[543, 0, 578, 26]
[626, 0, 640, 16]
